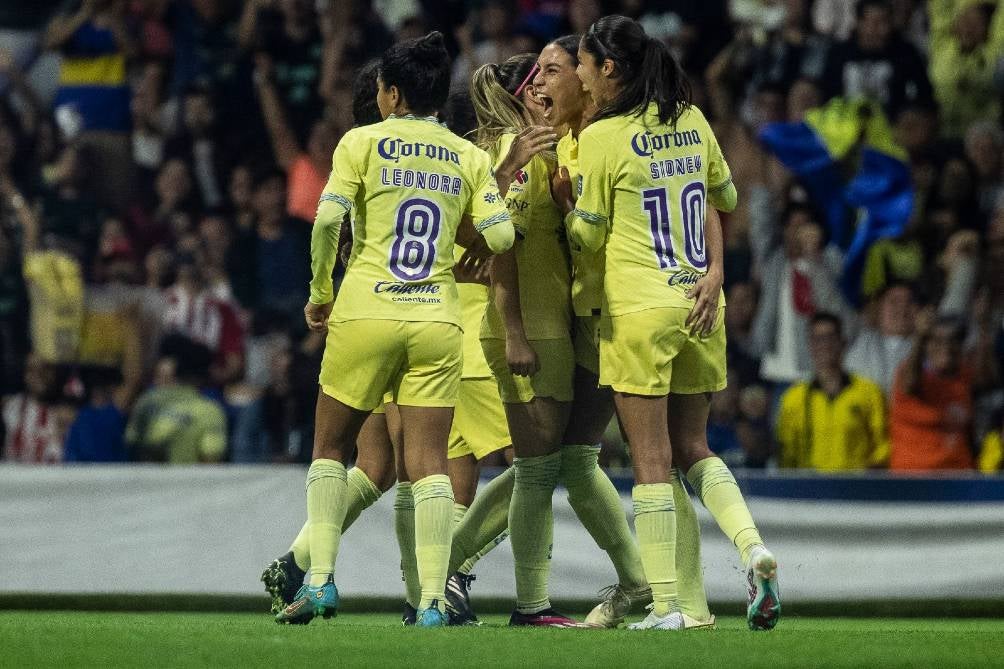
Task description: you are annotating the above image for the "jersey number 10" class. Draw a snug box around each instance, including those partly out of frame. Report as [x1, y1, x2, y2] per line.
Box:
[641, 182, 707, 271]
[390, 197, 442, 281]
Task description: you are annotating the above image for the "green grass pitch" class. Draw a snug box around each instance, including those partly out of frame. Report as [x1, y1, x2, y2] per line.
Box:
[3, 612, 1003, 668]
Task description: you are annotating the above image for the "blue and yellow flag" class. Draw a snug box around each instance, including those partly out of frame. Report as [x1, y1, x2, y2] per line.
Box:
[759, 98, 913, 302]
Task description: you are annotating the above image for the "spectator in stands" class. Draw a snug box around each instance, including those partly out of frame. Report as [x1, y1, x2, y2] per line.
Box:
[125, 333, 226, 463]
[44, 0, 136, 211]
[777, 312, 888, 470]
[63, 365, 127, 462]
[239, 0, 324, 137]
[979, 412, 1003, 473]
[130, 59, 172, 184]
[820, 0, 933, 119]
[927, 0, 1004, 139]
[161, 246, 244, 386]
[747, 0, 828, 94]
[845, 281, 918, 394]
[38, 143, 103, 264]
[750, 200, 855, 402]
[228, 167, 310, 319]
[965, 122, 1004, 220]
[128, 157, 197, 255]
[165, 84, 235, 211]
[890, 312, 975, 470]
[253, 52, 339, 224]
[2, 353, 72, 464]
[0, 179, 29, 394]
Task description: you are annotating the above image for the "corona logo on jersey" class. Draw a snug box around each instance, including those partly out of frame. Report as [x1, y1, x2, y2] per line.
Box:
[377, 137, 461, 166]
[630, 129, 704, 157]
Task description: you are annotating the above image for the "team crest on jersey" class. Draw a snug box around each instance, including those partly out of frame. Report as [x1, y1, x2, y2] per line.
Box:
[484, 192, 499, 204]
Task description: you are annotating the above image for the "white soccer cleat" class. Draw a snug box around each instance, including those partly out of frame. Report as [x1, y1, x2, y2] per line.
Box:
[681, 613, 717, 630]
[584, 584, 651, 628]
[627, 606, 685, 631]
[746, 546, 781, 631]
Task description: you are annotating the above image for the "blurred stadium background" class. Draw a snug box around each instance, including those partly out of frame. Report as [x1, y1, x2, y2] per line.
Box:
[1, 0, 1003, 617]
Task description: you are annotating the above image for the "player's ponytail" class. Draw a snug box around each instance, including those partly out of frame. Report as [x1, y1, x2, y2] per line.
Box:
[470, 53, 538, 158]
[582, 15, 691, 126]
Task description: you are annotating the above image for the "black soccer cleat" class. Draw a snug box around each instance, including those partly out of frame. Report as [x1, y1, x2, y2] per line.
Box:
[261, 551, 306, 615]
[445, 572, 481, 626]
[402, 601, 417, 626]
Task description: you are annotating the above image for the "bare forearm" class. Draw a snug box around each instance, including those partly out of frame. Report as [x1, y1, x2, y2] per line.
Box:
[490, 248, 528, 340]
[255, 77, 299, 169]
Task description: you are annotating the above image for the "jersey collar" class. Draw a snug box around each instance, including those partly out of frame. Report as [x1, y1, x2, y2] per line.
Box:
[386, 113, 446, 127]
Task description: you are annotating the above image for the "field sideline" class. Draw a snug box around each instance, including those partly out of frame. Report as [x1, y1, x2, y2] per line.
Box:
[3, 612, 1002, 668]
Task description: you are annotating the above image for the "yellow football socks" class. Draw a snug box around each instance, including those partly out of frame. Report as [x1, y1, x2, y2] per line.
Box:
[287, 466, 382, 572]
[671, 467, 711, 621]
[510, 451, 561, 614]
[413, 474, 455, 612]
[449, 466, 514, 574]
[393, 482, 421, 608]
[687, 457, 763, 565]
[305, 459, 348, 587]
[633, 483, 678, 617]
[561, 444, 647, 590]
[343, 467, 382, 531]
[453, 502, 468, 526]
[289, 522, 310, 572]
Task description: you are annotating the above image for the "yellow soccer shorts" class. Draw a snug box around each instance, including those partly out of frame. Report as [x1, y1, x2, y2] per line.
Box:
[572, 313, 601, 376]
[599, 306, 726, 396]
[480, 337, 575, 404]
[320, 319, 462, 411]
[447, 377, 511, 460]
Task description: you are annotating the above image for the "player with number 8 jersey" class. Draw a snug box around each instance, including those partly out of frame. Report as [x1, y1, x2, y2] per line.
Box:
[277, 31, 514, 629]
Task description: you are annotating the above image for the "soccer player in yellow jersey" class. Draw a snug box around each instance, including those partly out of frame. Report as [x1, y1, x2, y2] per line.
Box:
[262, 59, 401, 618]
[534, 34, 716, 630]
[570, 16, 780, 631]
[468, 54, 585, 627]
[275, 32, 515, 627]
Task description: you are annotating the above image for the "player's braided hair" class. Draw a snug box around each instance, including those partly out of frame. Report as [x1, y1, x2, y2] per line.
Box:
[582, 15, 692, 127]
[470, 53, 538, 158]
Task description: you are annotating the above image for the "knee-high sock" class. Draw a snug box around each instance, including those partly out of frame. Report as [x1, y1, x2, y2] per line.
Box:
[510, 452, 561, 614]
[306, 459, 348, 587]
[394, 482, 421, 608]
[671, 467, 711, 621]
[458, 529, 509, 575]
[289, 467, 383, 572]
[453, 502, 468, 525]
[413, 474, 455, 611]
[561, 444, 647, 590]
[342, 467, 383, 532]
[687, 456, 763, 565]
[449, 466, 514, 574]
[633, 483, 678, 617]
[289, 521, 310, 572]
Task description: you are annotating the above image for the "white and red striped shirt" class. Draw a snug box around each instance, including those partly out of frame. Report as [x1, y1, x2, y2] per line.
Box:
[2, 395, 64, 464]
[161, 287, 244, 361]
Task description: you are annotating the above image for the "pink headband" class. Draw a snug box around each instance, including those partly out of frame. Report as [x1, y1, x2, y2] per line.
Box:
[514, 63, 540, 98]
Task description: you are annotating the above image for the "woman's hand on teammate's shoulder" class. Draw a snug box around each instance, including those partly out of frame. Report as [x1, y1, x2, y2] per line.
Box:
[304, 300, 334, 332]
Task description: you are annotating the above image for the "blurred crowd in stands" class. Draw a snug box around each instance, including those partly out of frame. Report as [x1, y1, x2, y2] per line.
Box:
[0, 0, 1001, 473]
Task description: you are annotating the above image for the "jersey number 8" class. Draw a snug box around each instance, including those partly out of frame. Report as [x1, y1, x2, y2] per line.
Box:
[389, 197, 442, 281]
[641, 182, 707, 271]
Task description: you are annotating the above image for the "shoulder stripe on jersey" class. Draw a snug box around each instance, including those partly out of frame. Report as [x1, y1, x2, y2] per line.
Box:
[708, 176, 733, 194]
[476, 210, 512, 231]
[572, 208, 607, 225]
[318, 193, 353, 210]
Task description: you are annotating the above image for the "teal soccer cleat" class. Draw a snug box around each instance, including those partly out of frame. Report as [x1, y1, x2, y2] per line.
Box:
[275, 577, 339, 625]
[415, 600, 447, 628]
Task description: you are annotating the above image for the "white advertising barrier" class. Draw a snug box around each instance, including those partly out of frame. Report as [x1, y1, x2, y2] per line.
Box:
[1, 465, 1003, 602]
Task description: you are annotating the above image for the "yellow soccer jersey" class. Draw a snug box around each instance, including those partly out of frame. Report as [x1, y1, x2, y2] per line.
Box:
[570, 103, 736, 317]
[482, 132, 572, 340]
[310, 114, 514, 327]
[453, 244, 492, 379]
[557, 130, 605, 317]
